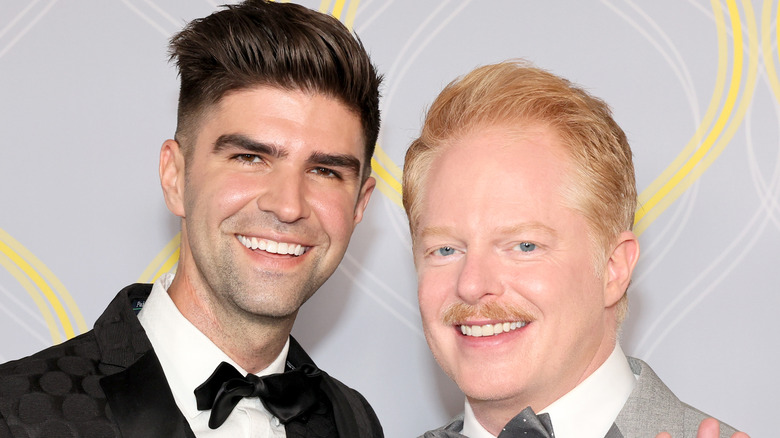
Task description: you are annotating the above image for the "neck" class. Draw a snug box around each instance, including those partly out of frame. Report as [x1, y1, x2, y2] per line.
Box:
[167, 269, 296, 374]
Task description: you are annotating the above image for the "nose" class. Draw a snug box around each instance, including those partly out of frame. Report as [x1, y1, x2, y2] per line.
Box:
[256, 172, 311, 223]
[456, 251, 503, 305]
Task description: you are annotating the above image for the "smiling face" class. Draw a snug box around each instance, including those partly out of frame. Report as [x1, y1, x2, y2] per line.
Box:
[160, 86, 374, 325]
[414, 124, 627, 419]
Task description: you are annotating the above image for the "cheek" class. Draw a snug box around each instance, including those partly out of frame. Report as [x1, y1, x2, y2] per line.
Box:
[417, 270, 450, 325]
[309, 190, 361, 235]
[530, 262, 602, 320]
[186, 174, 258, 219]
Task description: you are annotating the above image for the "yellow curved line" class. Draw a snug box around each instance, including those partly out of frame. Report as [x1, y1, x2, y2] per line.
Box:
[635, 0, 743, 230]
[137, 233, 180, 282]
[373, 172, 404, 208]
[374, 143, 403, 180]
[319, 0, 333, 14]
[0, 227, 86, 334]
[332, 0, 347, 19]
[138, 233, 180, 283]
[763, 0, 780, 103]
[637, 1, 729, 210]
[151, 248, 180, 283]
[0, 251, 62, 343]
[636, 0, 759, 234]
[0, 234, 75, 339]
[371, 156, 402, 194]
[345, 0, 361, 30]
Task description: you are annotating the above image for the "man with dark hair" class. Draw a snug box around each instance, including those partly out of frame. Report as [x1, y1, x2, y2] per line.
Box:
[403, 60, 746, 438]
[0, 1, 383, 437]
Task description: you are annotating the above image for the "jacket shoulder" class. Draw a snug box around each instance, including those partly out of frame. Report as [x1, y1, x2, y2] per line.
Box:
[0, 283, 152, 437]
[0, 330, 121, 437]
[617, 357, 740, 438]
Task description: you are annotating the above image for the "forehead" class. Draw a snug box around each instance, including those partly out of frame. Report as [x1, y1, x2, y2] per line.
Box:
[417, 124, 577, 230]
[194, 86, 365, 159]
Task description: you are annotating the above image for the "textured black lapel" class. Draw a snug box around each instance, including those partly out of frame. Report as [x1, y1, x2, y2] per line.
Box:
[286, 336, 363, 437]
[320, 374, 361, 437]
[100, 349, 195, 438]
[93, 285, 194, 438]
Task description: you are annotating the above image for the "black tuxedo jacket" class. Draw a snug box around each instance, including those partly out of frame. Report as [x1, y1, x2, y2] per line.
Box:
[0, 283, 383, 438]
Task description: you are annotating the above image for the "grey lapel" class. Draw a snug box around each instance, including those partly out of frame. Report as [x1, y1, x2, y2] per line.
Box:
[615, 357, 737, 438]
[604, 422, 624, 438]
[419, 414, 468, 438]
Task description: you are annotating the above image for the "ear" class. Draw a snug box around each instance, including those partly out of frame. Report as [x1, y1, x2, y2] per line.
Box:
[352, 176, 376, 225]
[159, 139, 187, 218]
[604, 230, 640, 308]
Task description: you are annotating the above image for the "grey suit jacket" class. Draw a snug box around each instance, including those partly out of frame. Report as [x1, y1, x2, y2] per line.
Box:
[420, 356, 739, 438]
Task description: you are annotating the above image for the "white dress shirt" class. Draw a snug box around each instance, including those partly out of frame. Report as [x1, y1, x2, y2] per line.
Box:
[462, 343, 637, 438]
[137, 273, 289, 437]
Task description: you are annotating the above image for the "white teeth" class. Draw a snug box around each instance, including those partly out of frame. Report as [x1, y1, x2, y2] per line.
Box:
[459, 321, 528, 338]
[237, 235, 306, 256]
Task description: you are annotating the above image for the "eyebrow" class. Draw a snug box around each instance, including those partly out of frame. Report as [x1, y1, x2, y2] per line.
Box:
[417, 225, 455, 241]
[307, 151, 362, 177]
[213, 134, 287, 159]
[417, 223, 558, 240]
[494, 223, 558, 238]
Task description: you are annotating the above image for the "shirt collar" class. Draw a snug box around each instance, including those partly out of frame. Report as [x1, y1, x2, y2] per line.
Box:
[137, 273, 290, 420]
[462, 343, 636, 438]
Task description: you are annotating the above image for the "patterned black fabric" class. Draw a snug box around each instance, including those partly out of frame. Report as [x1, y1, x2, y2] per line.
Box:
[0, 284, 383, 438]
[285, 391, 338, 438]
[496, 407, 553, 438]
[0, 341, 119, 437]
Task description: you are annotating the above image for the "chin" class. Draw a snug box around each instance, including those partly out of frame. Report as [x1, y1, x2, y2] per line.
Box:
[449, 367, 523, 403]
[462, 382, 520, 403]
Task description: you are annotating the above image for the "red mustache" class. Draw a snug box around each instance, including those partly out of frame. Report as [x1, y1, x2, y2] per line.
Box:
[442, 301, 536, 325]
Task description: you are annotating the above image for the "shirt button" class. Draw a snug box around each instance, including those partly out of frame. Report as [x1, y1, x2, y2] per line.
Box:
[272, 416, 281, 427]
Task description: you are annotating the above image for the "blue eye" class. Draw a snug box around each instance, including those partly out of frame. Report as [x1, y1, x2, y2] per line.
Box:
[516, 242, 536, 252]
[434, 246, 456, 256]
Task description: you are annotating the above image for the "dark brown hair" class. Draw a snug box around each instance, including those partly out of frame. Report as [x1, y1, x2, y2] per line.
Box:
[169, 0, 382, 177]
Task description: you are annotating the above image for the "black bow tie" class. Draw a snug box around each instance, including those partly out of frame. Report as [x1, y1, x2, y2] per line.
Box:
[194, 361, 323, 429]
[497, 406, 555, 438]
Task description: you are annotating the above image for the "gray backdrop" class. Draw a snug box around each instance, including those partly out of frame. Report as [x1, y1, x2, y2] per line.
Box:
[0, 1, 774, 436]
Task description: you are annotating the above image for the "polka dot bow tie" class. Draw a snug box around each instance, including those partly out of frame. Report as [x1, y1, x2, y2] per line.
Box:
[194, 361, 322, 429]
[497, 406, 555, 438]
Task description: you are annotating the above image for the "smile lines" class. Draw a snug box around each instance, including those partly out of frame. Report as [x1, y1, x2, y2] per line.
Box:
[237, 234, 306, 256]
[460, 321, 528, 337]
